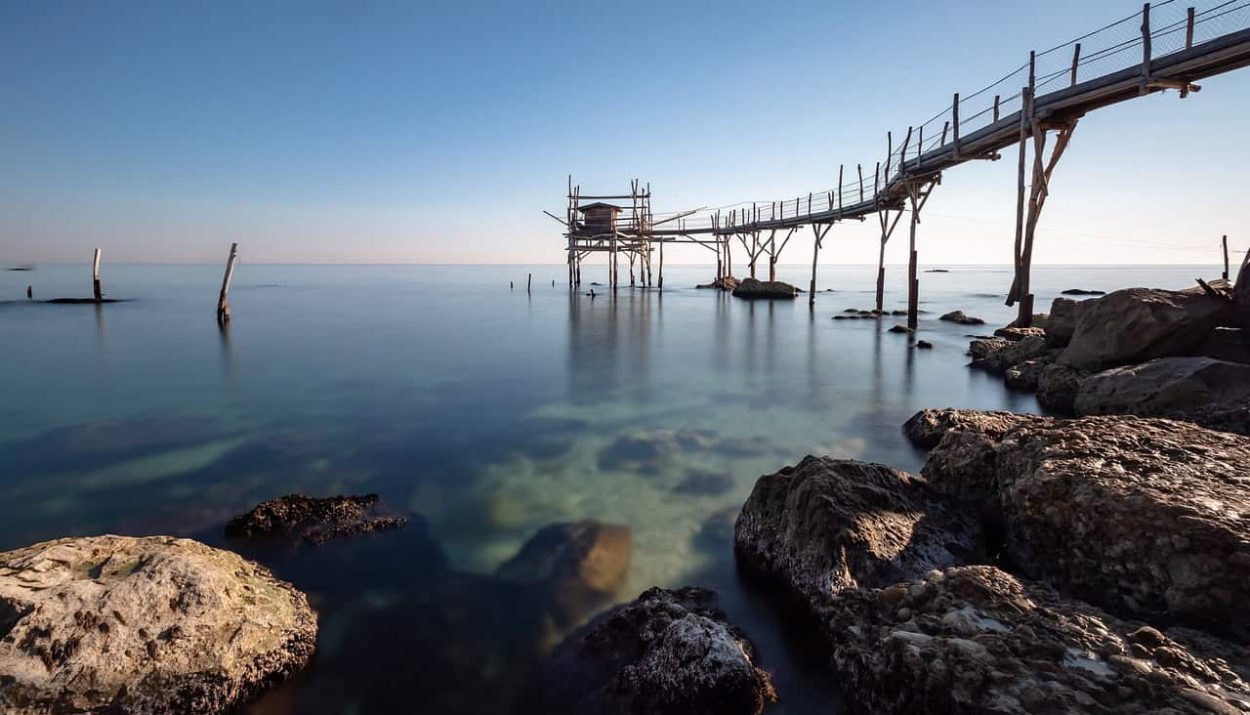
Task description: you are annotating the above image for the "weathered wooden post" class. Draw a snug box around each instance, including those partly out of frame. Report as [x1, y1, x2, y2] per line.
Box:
[527, 272, 532, 294]
[216, 242, 239, 324]
[658, 236, 665, 290]
[92, 248, 102, 301]
[1223, 235, 1230, 280]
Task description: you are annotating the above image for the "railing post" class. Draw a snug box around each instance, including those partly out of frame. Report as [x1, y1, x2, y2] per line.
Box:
[1141, 2, 1152, 91]
[993, 95, 1000, 123]
[1186, 7, 1195, 49]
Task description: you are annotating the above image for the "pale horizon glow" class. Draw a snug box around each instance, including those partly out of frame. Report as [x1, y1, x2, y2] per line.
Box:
[2, 1, 1247, 267]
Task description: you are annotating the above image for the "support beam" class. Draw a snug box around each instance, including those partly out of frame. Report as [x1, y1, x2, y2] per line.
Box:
[92, 248, 102, 301]
[875, 208, 905, 312]
[809, 223, 832, 307]
[905, 179, 939, 331]
[217, 242, 239, 325]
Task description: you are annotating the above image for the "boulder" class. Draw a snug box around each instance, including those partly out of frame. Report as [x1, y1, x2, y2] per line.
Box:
[922, 413, 1250, 641]
[731, 277, 797, 300]
[992, 326, 1045, 342]
[939, 310, 985, 325]
[1004, 356, 1050, 392]
[225, 493, 407, 545]
[734, 456, 983, 614]
[495, 520, 631, 631]
[828, 565, 1250, 714]
[902, 408, 1033, 450]
[535, 586, 777, 715]
[1060, 287, 1231, 371]
[1036, 361, 1087, 412]
[969, 335, 1048, 374]
[0, 535, 316, 715]
[1045, 296, 1088, 347]
[1075, 357, 1250, 432]
[1191, 326, 1250, 365]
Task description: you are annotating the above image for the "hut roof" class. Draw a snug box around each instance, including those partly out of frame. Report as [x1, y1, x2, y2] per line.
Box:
[576, 202, 623, 213]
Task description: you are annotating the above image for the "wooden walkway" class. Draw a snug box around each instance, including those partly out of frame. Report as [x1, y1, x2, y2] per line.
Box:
[559, 1, 1250, 328]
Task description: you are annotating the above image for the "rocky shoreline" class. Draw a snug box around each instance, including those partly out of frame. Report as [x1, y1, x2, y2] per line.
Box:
[2, 276, 1247, 713]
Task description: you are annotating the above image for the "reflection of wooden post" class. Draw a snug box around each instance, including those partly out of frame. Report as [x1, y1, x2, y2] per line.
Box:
[217, 242, 239, 324]
[92, 248, 102, 301]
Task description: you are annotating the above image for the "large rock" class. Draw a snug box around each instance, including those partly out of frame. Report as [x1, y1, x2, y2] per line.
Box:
[535, 586, 777, 715]
[1060, 287, 1231, 371]
[1045, 296, 1088, 347]
[0, 535, 316, 715]
[1075, 357, 1250, 434]
[734, 456, 983, 614]
[495, 520, 631, 632]
[731, 277, 798, 300]
[225, 493, 407, 545]
[828, 565, 1250, 714]
[902, 408, 1033, 450]
[922, 413, 1250, 641]
[968, 335, 1048, 375]
[1036, 361, 1087, 412]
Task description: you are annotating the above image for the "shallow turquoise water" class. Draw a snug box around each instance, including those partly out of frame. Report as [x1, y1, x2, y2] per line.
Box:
[0, 262, 1216, 713]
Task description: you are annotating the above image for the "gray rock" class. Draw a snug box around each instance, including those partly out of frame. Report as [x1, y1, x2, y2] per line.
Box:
[921, 412, 1250, 642]
[969, 335, 1048, 374]
[731, 277, 797, 300]
[939, 310, 985, 325]
[495, 520, 631, 632]
[1036, 361, 1087, 412]
[0, 535, 316, 715]
[734, 456, 983, 614]
[1046, 296, 1088, 347]
[537, 586, 777, 715]
[1060, 287, 1231, 371]
[1075, 357, 1250, 434]
[1191, 326, 1250, 365]
[828, 565, 1250, 714]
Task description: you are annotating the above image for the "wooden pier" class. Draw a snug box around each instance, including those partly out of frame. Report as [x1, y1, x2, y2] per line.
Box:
[554, 2, 1250, 327]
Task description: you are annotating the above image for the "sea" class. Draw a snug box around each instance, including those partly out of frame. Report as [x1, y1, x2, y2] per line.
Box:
[0, 262, 1219, 713]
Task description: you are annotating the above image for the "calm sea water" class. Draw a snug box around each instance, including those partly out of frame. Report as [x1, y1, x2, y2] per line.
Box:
[0, 262, 1216, 713]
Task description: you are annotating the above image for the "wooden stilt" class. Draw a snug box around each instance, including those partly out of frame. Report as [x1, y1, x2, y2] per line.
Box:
[875, 209, 903, 312]
[92, 248, 102, 301]
[216, 242, 239, 324]
[809, 223, 831, 307]
[658, 237, 664, 290]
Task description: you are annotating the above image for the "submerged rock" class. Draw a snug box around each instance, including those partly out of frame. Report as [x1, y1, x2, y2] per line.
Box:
[828, 565, 1250, 714]
[1061, 287, 1231, 371]
[887, 324, 912, 334]
[1061, 287, 1106, 295]
[495, 520, 631, 632]
[536, 586, 777, 715]
[1075, 356, 1250, 433]
[922, 412, 1250, 641]
[939, 310, 985, 325]
[696, 276, 739, 291]
[731, 277, 798, 300]
[734, 456, 983, 613]
[0, 535, 316, 715]
[225, 493, 407, 545]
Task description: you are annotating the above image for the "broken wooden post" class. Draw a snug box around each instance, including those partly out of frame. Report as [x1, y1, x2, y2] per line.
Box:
[216, 242, 239, 324]
[92, 248, 102, 301]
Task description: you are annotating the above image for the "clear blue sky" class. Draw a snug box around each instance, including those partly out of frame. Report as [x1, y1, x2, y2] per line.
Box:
[2, 0, 1247, 266]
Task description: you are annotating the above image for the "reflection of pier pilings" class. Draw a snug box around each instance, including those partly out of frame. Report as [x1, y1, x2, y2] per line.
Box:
[219, 321, 236, 382]
[565, 289, 653, 405]
[93, 302, 106, 354]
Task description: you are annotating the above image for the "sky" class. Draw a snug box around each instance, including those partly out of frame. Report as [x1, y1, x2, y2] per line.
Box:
[1, 0, 1247, 266]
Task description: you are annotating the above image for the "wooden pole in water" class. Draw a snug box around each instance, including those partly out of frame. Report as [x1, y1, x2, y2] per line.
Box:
[216, 242, 239, 324]
[92, 248, 102, 301]
[658, 237, 665, 290]
[1223, 235, 1231, 281]
[527, 272, 532, 294]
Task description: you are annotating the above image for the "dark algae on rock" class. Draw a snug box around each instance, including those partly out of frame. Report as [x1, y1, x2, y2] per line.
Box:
[225, 493, 408, 544]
